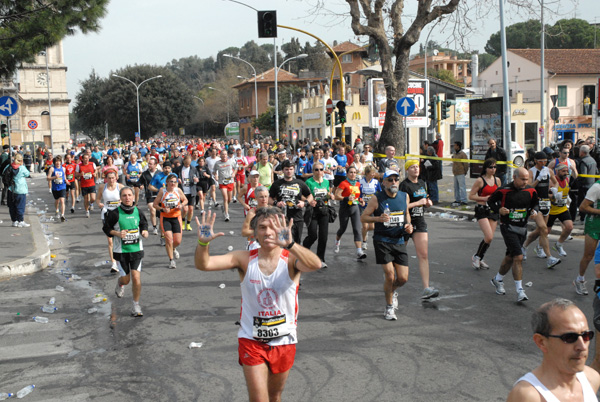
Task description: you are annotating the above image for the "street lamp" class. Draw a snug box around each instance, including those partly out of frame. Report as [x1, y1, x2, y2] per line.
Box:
[224, 54, 259, 124]
[112, 74, 162, 138]
[192, 96, 205, 137]
[275, 53, 308, 141]
[208, 87, 230, 124]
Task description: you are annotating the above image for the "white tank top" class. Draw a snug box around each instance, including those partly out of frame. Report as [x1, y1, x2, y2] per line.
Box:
[238, 249, 298, 346]
[101, 184, 121, 220]
[516, 372, 598, 402]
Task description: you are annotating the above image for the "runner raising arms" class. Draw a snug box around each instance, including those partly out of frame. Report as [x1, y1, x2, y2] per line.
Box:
[194, 208, 321, 402]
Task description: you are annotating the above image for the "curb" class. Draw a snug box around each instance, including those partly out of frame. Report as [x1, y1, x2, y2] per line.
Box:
[0, 210, 51, 280]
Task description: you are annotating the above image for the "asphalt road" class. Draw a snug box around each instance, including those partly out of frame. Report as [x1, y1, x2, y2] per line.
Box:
[0, 175, 596, 401]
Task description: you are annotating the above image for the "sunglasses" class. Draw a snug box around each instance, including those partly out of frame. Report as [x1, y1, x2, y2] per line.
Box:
[167, 180, 177, 184]
[488, 166, 497, 169]
[313, 168, 324, 171]
[545, 330, 594, 344]
[386, 177, 400, 182]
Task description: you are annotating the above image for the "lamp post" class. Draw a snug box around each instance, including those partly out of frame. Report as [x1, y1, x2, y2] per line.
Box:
[192, 96, 205, 137]
[208, 87, 230, 124]
[224, 54, 259, 123]
[275, 53, 308, 141]
[112, 74, 162, 138]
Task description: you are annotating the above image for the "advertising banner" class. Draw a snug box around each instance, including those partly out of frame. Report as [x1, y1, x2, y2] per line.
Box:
[469, 97, 504, 178]
[455, 98, 470, 129]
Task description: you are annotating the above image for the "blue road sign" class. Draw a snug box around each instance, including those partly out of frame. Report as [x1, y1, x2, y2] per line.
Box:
[396, 97, 415, 117]
[0, 96, 18, 117]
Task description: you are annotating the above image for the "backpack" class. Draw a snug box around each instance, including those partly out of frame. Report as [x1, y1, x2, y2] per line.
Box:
[2, 164, 17, 187]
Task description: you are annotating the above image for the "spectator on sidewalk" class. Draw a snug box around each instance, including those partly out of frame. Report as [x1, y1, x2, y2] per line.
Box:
[424, 146, 442, 204]
[485, 138, 507, 186]
[433, 133, 444, 157]
[451, 142, 469, 206]
[4, 154, 31, 227]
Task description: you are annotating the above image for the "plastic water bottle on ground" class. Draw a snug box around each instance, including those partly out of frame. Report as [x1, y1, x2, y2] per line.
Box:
[92, 294, 107, 303]
[227, 246, 233, 251]
[218, 284, 226, 289]
[55, 285, 65, 292]
[188, 342, 203, 349]
[0, 392, 13, 400]
[48, 297, 56, 305]
[87, 307, 98, 314]
[440, 213, 453, 219]
[32, 316, 48, 323]
[94, 260, 110, 267]
[70, 274, 81, 280]
[41, 305, 57, 313]
[16, 385, 35, 399]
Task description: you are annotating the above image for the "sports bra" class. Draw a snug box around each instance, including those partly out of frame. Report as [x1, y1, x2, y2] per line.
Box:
[478, 177, 498, 198]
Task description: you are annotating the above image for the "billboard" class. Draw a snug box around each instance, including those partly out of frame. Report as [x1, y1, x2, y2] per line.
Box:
[368, 78, 387, 128]
[455, 98, 470, 129]
[368, 78, 430, 128]
[469, 97, 504, 178]
[225, 122, 240, 138]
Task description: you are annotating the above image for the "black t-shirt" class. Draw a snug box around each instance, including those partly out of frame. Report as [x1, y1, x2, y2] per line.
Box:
[399, 178, 428, 219]
[487, 183, 538, 227]
[378, 157, 400, 173]
[269, 178, 311, 220]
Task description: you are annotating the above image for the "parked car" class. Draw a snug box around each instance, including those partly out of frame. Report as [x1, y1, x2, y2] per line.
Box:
[465, 141, 525, 167]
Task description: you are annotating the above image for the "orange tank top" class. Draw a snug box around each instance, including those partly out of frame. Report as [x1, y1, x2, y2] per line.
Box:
[160, 190, 181, 218]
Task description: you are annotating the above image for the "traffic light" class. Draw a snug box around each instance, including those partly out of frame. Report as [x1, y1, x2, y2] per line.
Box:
[334, 112, 340, 126]
[440, 99, 455, 120]
[257, 11, 277, 38]
[270, 114, 276, 128]
[368, 37, 379, 61]
[428, 96, 437, 121]
[336, 100, 347, 124]
[1, 123, 7, 138]
[326, 113, 331, 127]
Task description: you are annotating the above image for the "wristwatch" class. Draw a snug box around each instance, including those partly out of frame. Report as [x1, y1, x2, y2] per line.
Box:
[284, 241, 295, 250]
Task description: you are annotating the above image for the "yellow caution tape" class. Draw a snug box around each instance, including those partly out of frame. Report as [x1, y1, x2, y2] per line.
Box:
[373, 153, 519, 169]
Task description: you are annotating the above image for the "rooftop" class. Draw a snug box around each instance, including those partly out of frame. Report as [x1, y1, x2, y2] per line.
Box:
[510, 48, 600, 74]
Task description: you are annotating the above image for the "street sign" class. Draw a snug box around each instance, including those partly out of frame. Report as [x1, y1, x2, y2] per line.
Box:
[326, 98, 334, 114]
[0, 96, 18, 117]
[254, 127, 260, 135]
[135, 131, 140, 138]
[28, 120, 38, 130]
[396, 97, 416, 116]
[405, 79, 429, 127]
[378, 111, 386, 127]
[292, 131, 297, 140]
[550, 107, 560, 121]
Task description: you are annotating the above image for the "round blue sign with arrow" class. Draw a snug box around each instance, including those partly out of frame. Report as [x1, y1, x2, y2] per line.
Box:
[396, 96, 415, 117]
[0, 96, 18, 117]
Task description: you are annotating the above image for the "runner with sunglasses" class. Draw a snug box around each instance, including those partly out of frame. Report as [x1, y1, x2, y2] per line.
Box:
[507, 298, 600, 401]
[153, 173, 187, 269]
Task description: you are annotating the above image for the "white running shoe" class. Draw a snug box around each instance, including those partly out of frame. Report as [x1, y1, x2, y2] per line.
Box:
[566, 235, 574, 241]
[547, 256, 561, 269]
[160, 237, 165, 246]
[131, 303, 143, 317]
[224, 213, 230, 222]
[356, 250, 367, 260]
[516, 288, 529, 302]
[115, 281, 125, 298]
[491, 278, 506, 295]
[11, 221, 18, 227]
[334, 243, 340, 253]
[479, 259, 490, 269]
[521, 247, 527, 261]
[392, 292, 398, 309]
[362, 242, 368, 251]
[173, 248, 180, 259]
[553, 242, 567, 257]
[574, 279, 589, 295]
[472, 255, 481, 270]
[169, 259, 176, 269]
[85, 210, 90, 218]
[534, 245, 547, 259]
[384, 305, 397, 321]
[18, 221, 30, 227]
[152, 227, 158, 236]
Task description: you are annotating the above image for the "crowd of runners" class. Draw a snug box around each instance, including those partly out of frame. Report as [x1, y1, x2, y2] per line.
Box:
[7, 134, 600, 401]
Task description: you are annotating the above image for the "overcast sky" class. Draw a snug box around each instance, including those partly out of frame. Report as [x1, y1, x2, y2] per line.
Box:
[62, 0, 597, 106]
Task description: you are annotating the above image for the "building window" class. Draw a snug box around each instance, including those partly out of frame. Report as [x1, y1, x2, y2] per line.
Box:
[269, 87, 275, 104]
[342, 54, 352, 63]
[557, 85, 567, 107]
[511, 122, 516, 142]
[524, 122, 538, 150]
[583, 85, 595, 116]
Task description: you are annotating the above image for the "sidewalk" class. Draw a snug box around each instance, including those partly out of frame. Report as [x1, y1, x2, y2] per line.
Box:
[0, 174, 51, 280]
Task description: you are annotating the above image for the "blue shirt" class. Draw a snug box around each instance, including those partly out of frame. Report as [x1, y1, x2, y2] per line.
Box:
[150, 171, 178, 190]
[139, 147, 148, 157]
[334, 154, 348, 177]
[303, 158, 325, 175]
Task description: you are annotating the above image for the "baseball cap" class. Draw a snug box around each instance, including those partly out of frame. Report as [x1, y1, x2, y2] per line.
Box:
[534, 151, 547, 160]
[383, 169, 400, 179]
[249, 170, 259, 176]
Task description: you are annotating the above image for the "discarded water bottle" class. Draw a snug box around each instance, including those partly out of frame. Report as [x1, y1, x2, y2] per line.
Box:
[41, 305, 57, 314]
[0, 392, 13, 400]
[188, 342, 203, 349]
[229, 231, 235, 235]
[47, 261, 54, 267]
[16, 385, 35, 399]
[440, 213, 452, 219]
[383, 203, 391, 227]
[55, 285, 65, 292]
[218, 283, 226, 289]
[92, 295, 107, 303]
[94, 260, 110, 267]
[227, 246, 233, 251]
[48, 297, 56, 305]
[32, 316, 48, 323]
[87, 307, 98, 314]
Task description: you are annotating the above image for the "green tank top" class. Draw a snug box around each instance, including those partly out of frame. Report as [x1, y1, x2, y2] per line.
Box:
[585, 180, 600, 235]
[115, 207, 142, 253]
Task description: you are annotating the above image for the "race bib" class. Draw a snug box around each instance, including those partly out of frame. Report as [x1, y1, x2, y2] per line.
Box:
[107, 200, 120, 209]
[539, 199, 551, 209]
[183, 178, 191, 187]
[362, 193, 374, 203]
[54, 178, 63, 185]
[252, 314, 290, 341]
[66, 174, 74, 181]
[313, 188, 328, 201]
[412, 206, 424, 217]
[83, 172, 93, 180]
[123, 229, 140, 245]
[555, 196, 567, 207]
[223, 178, 232, 185]
[129, 171, 139, 182]
[509, 209, 527, 219]
[389, 211, 405, 226]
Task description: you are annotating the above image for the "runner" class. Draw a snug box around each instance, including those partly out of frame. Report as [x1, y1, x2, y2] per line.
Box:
[333, 166, 366, 260]
[46, 156, 67, 222]
[205, 147, 220, 207]
[240, 185, 270, 250]
[521, 152, 561, 268]
[195, 157, 211, 214]
[123, 152, 142, 205]
[488, 168, 539, 302]
[139, 157, 159, 235]
[175, 155, 199, 231]
[468, 158, 502, 269]
[63, 154, 77, 214]
[97, 170, 124, 273]
[103, 186, 149, 317]
[400, 159, 439, 299]
[233, 147, 248, 202]
[546, 163, 574, 257]
[75, 153, 97, 218]
[359, 165, 381, 250]
[302, 162, 332, 268]
[193, 208, 321, 401]
[254, 151, 274, 188]
[213, 150, 236, 222]
[360, 169, 413, 320]
[153, 173, 187, 268]
[576, 178, 600, 296]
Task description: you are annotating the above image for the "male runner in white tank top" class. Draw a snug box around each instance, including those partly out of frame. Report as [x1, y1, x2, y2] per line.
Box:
[194, 207, 321, 402]
[507, 298, 600, 401]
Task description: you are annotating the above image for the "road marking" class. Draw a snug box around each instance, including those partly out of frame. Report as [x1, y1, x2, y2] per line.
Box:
[0, 340, 73, 362]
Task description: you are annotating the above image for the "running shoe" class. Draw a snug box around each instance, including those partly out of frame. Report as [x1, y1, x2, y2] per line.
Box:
[89, 204, 94, 211]
[574, 279, 589, 295]
[187, 223, 193, 231]
[200, 209, 205, 215]
[321, 262, 328, 269]
[566, 235, 574, 241]
[516, 288, 529, 302]
[160, 237, 165, 246]
[479, 259, 490, 269]
[224, 213, 230, 222]
[85, 210, 90, 218]
[110, 261, 119, 273]
[194, 204, 199, 210]
[214, 202, 220, 208]
[232, 198, 237, 203]
[356, 250, 367, 260]
[553, 242, 567, 257]
[76, 196, 81, 203]
[547, 257, 561, 269]
[169, 259, 177, 269]
[11, 221, 18, 227]
[48, 188, 52, 193]
[362, 241, 368, 251]
[71, 207, 75, 214]
[421, 287, 439, 299]
[18, 221, 30, 227]
[491, 278, 506, 295]
[521, 246, 527, 261]
[131, 303, 143, 317]
[173, 248, 180, 259]
[534, 245, 547, 259]
[384, 305, 397, 321]
[152, 227, 158, 236]
[392, 292, 398, 309]
[334, 243, 340, 253]
[60, 215, 66, 222]
[115, 281, 125, 298]
[55, 211, 60, 220]
[471, 255, 481, 270]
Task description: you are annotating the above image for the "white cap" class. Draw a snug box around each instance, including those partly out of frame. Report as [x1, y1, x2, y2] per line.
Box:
[249, 170, 260, 176]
